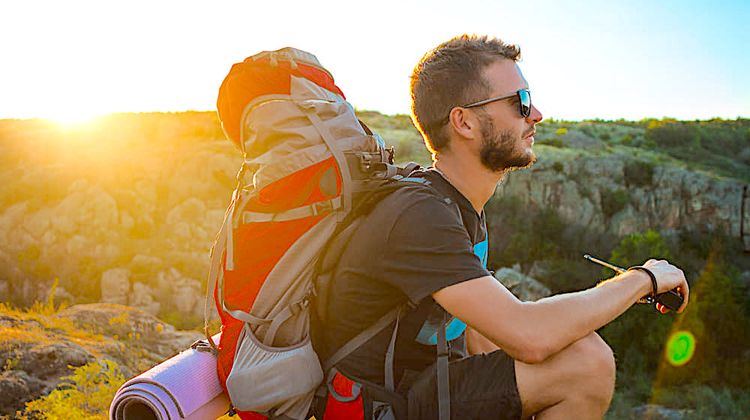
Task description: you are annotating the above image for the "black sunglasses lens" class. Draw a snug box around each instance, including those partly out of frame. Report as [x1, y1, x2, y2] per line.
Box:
[518, 90, 531, 117]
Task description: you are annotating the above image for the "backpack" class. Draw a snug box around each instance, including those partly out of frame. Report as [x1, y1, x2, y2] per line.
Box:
[205, 47, 430, 419]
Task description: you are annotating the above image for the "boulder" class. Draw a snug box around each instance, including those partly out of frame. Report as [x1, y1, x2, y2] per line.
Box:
[56, 303, 201, 360]
[632, 404, 692, 419]
[493, 267, 552, 301]
[101, 268, 131, 305]
[18, 342, 94, 380]
[129, 282, 161, 315]
[22, 207, 53, 240]
[157, 267, 203, 316]
[53, 182, 119, 235]
[0, 370, 46, 417]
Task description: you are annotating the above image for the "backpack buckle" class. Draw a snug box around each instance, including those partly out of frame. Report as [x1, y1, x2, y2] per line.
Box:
[311, 200, 333, 216]
[358, 153, 375, 172]
[191, 339, 218, 356]
[290, 298, 309, 316]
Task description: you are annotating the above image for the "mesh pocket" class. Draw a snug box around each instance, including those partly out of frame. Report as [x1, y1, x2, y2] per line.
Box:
[227, 323, 324, 417]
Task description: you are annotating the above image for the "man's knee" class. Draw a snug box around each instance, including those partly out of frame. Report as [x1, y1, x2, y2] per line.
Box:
[575, 333, 615, 377]
[571, 333, 616, 403]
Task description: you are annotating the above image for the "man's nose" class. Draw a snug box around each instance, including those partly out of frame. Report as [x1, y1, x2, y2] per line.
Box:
[527, 104, 543, 124]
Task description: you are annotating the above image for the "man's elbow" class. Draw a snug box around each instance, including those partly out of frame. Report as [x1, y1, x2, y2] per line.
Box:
[509, 333, 556, 364]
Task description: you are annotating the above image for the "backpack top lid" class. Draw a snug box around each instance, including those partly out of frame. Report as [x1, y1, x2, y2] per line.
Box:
[216, 47, 346, 149]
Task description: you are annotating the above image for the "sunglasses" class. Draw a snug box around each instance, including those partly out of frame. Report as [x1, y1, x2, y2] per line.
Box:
[462, 88, 532, 118]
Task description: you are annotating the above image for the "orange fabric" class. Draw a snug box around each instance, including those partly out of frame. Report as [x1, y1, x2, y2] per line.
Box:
[250, 157, 342, 212]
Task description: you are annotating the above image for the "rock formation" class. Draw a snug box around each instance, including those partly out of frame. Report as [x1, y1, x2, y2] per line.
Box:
[0, 303, 201, 416]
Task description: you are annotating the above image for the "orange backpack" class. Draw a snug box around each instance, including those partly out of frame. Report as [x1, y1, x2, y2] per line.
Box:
[207, 48, 419, 419]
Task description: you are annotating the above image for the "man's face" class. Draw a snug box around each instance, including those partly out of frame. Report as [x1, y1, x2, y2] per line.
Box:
[478, 113, 537, 171]
[470, 60, 542, 172]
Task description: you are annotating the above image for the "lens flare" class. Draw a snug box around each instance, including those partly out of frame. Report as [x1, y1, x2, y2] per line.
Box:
[666, 331, 695, 366]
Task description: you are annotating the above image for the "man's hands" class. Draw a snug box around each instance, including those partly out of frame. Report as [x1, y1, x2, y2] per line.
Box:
[640, 259, 690, 313]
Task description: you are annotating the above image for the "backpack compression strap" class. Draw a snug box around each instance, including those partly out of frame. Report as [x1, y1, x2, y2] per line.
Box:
[437, 312, 450, 420]
[322, 304, 405, 374]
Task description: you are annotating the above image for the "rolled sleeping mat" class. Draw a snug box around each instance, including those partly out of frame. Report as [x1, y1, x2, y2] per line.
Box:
[110, 334, 230, 420]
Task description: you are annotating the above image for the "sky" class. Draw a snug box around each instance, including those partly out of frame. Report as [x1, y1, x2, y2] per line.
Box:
[1, 0, 748, 122]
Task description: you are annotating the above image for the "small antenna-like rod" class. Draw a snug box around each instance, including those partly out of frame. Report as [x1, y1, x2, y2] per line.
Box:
[583, 254, 626, 274]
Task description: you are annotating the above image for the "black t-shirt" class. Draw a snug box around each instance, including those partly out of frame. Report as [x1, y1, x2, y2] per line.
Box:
[319, 168, 491, 386]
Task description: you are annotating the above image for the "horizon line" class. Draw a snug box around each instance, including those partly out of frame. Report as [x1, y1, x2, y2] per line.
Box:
[1, 109, 748, 125]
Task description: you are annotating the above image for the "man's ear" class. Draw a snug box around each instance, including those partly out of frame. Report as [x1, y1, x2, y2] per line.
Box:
[448, 107, 478, 140]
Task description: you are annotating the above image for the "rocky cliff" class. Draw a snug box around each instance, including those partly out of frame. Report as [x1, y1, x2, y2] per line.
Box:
[499, 146, 748, 239]
[0, 113, 747, 324]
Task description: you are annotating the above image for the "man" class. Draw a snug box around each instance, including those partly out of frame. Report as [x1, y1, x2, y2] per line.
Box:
[320, 34, 689, 419]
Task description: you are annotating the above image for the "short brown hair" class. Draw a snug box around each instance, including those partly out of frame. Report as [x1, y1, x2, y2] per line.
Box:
[410, 34, 521, 155]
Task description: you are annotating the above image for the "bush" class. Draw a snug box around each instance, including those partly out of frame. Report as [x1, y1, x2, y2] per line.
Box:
[657, 250, 750, 388]
[623, 160, 655, 188]
[600, 230, 673, 374]
[610, 229, 671, 265]
[25, 360, 125, 419]
[599, 188, 629, 219]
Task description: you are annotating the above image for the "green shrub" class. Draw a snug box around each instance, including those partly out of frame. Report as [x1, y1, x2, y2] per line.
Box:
[610, 229, 671, 266]
[537, 137, 565, 148]
[623, 160, 655, 188]
[600, 230, 674, 393]
[599, 188, 629, 219]
[25, 360, 125, 419]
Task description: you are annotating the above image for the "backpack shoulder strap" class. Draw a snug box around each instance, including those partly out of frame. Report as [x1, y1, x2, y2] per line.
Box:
[322, 303, 406, 373]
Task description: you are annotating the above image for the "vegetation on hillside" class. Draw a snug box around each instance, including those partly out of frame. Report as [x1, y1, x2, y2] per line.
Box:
[0, 112, 748, 417]
[24, 360, 125, 420]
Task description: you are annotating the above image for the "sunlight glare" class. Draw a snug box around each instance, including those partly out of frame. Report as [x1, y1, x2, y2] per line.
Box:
[46, 108, 105, 127]
[665, 331, 696, 367]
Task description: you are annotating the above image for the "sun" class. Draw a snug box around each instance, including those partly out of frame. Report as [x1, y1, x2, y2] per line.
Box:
[46, 108, 104, 127]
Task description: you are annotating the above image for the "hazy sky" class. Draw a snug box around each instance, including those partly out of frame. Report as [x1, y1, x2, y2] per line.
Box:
[1, 0, 748, 122]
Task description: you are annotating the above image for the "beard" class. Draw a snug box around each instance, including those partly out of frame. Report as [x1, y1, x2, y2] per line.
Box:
[478, 114, 536, 172]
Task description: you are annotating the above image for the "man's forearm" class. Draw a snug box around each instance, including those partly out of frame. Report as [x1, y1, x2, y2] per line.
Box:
[520, 270, 652, 360]
[434, 269, 656, 363]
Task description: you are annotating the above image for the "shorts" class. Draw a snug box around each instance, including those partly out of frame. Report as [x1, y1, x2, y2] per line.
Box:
[406, 349, 522, 419]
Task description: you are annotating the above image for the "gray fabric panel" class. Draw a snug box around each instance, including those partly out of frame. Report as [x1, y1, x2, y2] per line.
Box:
[250, 214, 339, 346]
[289, 74, 342, 104]
[251, 48, 331, 79]
[242, 95, 358, 160]
[250, 135, 376, 192]
[303, 107, 353, 220]
[244, 100, 371, 158]
[238, 79, 379, 192]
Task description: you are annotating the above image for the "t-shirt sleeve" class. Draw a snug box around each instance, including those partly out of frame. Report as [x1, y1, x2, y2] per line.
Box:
[380, 195, 491, 305]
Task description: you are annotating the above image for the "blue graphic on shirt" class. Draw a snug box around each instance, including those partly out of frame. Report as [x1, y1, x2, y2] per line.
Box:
[416, 238, 488, 345]
[474, 239, 488, 267]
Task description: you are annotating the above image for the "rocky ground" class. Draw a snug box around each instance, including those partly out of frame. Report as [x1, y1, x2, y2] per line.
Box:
[0, 303, 201, 417]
